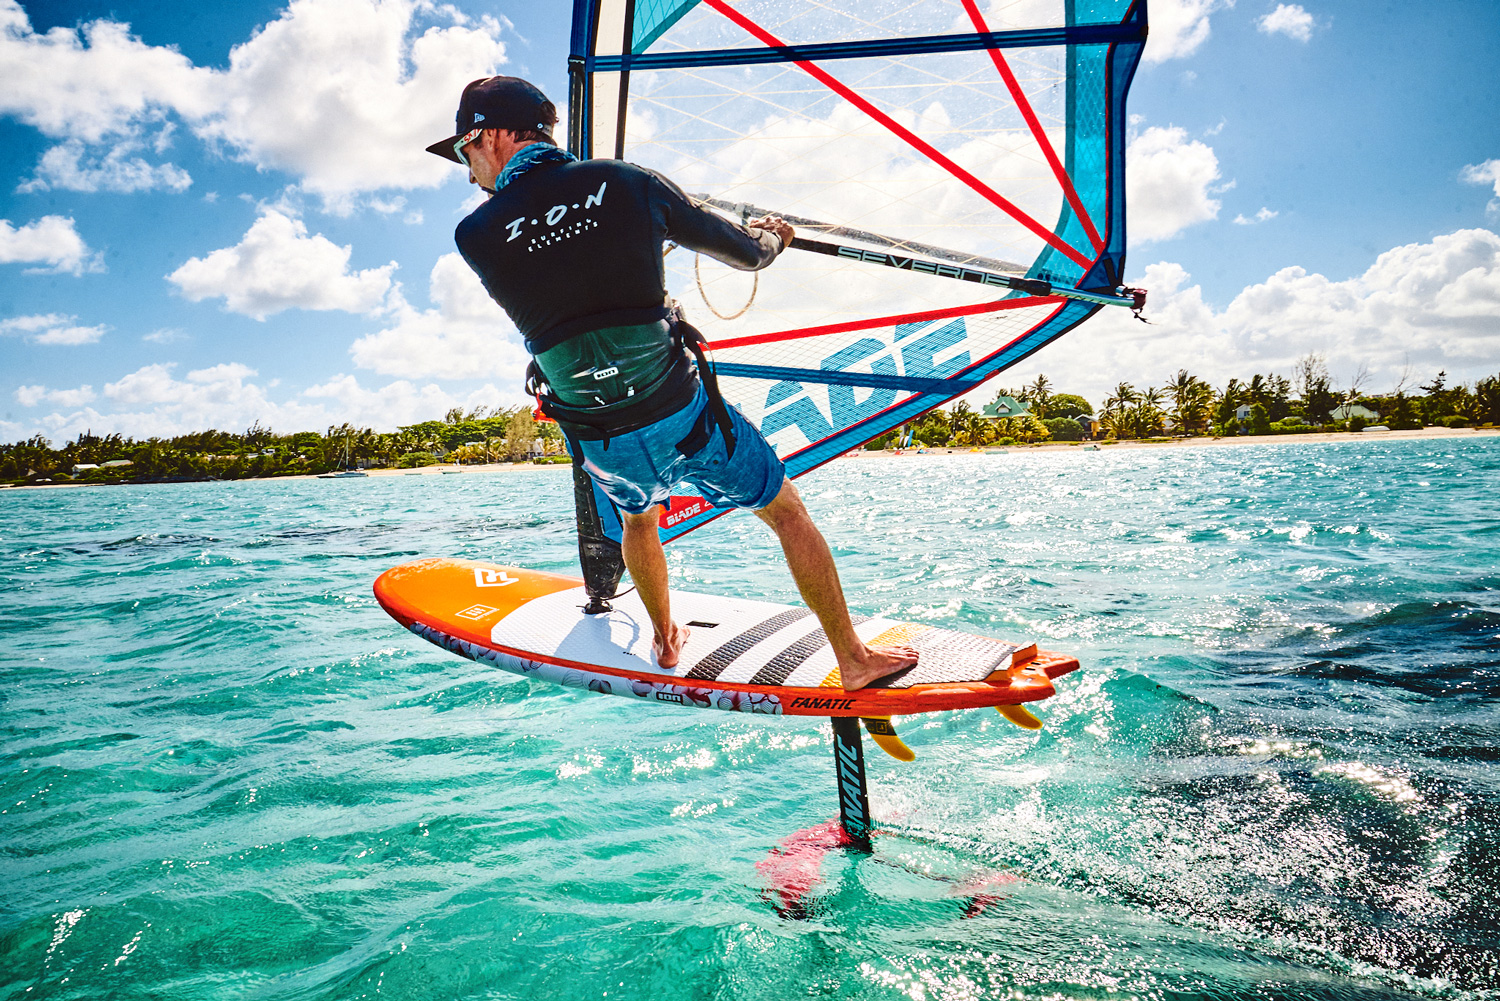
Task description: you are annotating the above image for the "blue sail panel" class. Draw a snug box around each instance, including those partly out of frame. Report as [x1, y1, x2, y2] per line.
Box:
[568, 0, 1146, 545]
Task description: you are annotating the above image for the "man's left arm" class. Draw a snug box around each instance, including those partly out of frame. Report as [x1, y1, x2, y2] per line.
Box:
[647, 169, 790, 271]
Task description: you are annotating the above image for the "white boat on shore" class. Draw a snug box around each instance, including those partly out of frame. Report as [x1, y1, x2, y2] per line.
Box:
[318, 434, 368, 478]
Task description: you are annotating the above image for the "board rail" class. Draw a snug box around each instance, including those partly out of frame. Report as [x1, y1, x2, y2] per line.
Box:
[374, 558, 1079, 718]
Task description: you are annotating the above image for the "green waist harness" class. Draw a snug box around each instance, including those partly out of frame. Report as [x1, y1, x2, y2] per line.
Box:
[531, 320, 677, 408]
[525, 308, 734, 456]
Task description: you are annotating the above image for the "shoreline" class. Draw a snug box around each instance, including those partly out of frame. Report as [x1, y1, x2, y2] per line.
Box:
[847, 425, 1498, 457]
[4, 427, 1494, 490]
[2, 459, 575, 490]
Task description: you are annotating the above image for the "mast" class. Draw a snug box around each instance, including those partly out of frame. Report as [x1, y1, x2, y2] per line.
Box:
[566, 0, 629, 614]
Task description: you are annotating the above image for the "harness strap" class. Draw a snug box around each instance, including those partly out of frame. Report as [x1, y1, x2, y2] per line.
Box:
[526, 352, 693, 443]
[676, 318, 737, 460]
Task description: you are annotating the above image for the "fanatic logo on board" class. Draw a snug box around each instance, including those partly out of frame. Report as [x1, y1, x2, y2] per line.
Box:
[474, 568, 518, 587]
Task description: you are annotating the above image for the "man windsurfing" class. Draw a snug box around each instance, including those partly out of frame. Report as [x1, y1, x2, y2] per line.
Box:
[427, 76, 917, 689]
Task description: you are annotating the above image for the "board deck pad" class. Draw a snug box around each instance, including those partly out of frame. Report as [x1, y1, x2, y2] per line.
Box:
[374, 559, 1077, 717]
[871, 630, 1034, 689]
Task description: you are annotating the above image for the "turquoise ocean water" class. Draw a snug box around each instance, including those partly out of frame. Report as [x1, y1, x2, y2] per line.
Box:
[2, 437, 1497, 1000]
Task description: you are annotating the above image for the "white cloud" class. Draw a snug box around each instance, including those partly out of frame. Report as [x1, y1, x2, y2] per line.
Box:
[1462, 159, 1500, 214]
[1, 313, 69, 334]
[196, 0, 509, 210]
[350, 252, 530, 384]
[17, 138, 191, 194]
[1009, 229, 1500, 403]
[15, 384, 96, 408]
[1233, 207, 1279, 225]
[301, 372, 479, 425]
[369, 196, 425, 226]
[1145, 0, 1232, 64]
[0, 312, 107, 344]
[8, 362, 490, 441]
[1257, 4, 1316, 41]
[88, 362, 322, 432]
[0, 215, 101, 274]
[102, 363, 188, 407]
[0, 0, 213, 142]
[32, 323, 108, 345]
[166, 210, 396, 319]
[0, 0, 507, 208]
[143, 328, 185, 344]
[187, 362, 258, 384]
[1126, 127, 1223, 242]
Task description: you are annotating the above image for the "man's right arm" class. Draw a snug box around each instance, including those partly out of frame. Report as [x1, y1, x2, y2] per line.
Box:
[646, 169, 785, 271]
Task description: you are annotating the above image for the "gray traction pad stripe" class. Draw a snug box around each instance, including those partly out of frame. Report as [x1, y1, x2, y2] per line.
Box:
[684, 607, 813, 681]
[749, 615, 870, 687]
[872, 630, 1019, 689]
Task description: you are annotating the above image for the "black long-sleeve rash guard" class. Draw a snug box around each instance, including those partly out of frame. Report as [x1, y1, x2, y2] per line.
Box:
[454, 157, 782, 345]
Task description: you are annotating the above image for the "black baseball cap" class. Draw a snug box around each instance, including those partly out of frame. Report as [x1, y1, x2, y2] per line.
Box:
[425, 76, 558, 163]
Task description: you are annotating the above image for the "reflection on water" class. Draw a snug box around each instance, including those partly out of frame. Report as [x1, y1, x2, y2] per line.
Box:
[1, 438, 1497, 1000]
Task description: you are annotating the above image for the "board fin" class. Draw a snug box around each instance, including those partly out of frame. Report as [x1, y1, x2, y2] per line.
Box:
[861, 716, 915, 762]
[996, 704, 1043, 730]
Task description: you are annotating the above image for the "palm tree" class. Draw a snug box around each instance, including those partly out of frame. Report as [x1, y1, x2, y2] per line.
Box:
[1025, 374, 1053, 418]
[948, 400, 972, 439]
[1245, 373, 1267, 407]
[1102, 382, 1138, 438]
[1215, 378, 1242, 432]
[1185, 380, 1214, 433]
[965, 412, 991, 446]
[1135, 386, 1166, 436]
[1168, 370, 1201, 429]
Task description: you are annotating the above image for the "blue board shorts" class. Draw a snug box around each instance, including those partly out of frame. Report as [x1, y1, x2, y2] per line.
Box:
[577, 382, 786, 516]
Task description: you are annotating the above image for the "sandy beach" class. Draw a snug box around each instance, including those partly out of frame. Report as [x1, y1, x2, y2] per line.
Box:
[859, 425, 1499, 457]
[5, 426, 1493, 490]
[351, 425, 1500, 475]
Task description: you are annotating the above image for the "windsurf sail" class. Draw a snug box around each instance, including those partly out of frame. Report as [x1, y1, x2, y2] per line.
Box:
[566, 0, 1146, 586]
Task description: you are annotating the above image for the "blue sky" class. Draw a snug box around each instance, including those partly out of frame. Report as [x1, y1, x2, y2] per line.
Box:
[2, 0, 1497, 443]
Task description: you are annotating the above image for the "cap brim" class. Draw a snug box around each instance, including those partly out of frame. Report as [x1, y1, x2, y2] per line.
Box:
[426, 135, 465, 164]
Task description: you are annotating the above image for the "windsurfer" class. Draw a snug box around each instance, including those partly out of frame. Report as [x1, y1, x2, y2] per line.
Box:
[427, 76, 917, 688]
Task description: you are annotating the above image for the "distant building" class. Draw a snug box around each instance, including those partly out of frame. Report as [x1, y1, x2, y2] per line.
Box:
[1234, 403, 1253, 421]
[981, 396, 1031, 419]
[73, 460, 133, 474]
[1331, 403, 1379, 422]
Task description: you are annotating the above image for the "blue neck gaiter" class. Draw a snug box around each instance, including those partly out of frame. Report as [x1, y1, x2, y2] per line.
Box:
[496, 142, 578, 190]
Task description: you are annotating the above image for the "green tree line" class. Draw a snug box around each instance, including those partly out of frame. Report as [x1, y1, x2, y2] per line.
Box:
[865, 357, 1500, 449]
[7, 358, 1498, 484]
[1, 406, 565, 486]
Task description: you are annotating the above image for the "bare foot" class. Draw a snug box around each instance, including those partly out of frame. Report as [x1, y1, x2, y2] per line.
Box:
[653, 621, 691, 669]
[837, 644, 919, 691]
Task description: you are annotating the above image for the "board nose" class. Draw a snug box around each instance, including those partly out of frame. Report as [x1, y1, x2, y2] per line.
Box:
[373, 558, 582, 643]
